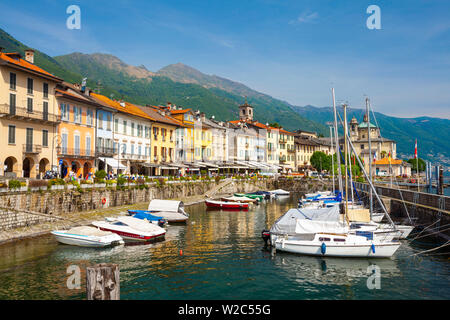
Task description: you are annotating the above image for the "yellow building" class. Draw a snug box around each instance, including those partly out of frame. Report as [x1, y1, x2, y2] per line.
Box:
[278, 128, 296, 173]
[137, 105, 182, 175]
[0, 50, 62, 178]
[170, 108, 196, 163]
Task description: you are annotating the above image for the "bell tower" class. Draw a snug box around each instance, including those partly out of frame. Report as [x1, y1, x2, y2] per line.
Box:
[239, 97, 254, 121]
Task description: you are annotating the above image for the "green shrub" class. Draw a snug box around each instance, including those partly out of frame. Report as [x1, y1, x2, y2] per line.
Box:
[8, 180, 22, 189]
[117, 177, 127, 186]
[95, 170, 107, 180]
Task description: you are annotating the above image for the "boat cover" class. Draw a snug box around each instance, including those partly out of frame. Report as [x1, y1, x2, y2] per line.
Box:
[148, 199, 184, 212]
[270, 206, 348, 235]
[66, 226, 113, 237]
[129, 210, 164, 221]
[117, 216, 163, 232]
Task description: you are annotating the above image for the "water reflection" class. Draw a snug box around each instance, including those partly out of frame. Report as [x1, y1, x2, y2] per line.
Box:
[0, 193, 448, 300]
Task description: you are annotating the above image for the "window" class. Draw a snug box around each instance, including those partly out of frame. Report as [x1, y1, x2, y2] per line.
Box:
[114, 119, 119, 132]
[27, 78, 33, 94]
[62, 133, 68, 154]
[86, 136, 91, 156]
[153, 146, 158, 158]
[361, 144, 365, 150]
[106, 114, 111, 131]
[43, 83, 48, 98]
[87, 110, 93, 126]
[131, 123, 135, 136]
[43, 101, 48, 121]
[42, 130, 48, 147]
[60, 103, 69, 121]
[27, 98, 33, 112]
[9, 94, 16, 114]
[123, 120, 127, 134]
[8, 126, 15, 144]
[74, 135, 80, 155]
[10, 73, 16, 90]
[98, 112, 103, 129]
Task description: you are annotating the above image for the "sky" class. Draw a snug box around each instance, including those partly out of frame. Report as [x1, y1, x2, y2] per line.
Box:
[0, 0, 449, 119]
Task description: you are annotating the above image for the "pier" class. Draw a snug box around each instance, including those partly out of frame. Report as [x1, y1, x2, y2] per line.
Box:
[354, 182, 450, 241]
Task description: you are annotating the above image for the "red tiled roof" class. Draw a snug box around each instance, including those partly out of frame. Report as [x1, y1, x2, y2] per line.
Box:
[90, 93, 153, 120]
[374, 158, 403, 165]
[0, 52, 61, 81]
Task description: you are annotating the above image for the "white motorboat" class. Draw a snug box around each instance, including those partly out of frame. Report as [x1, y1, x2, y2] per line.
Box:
[92, 216, 166, 242]
[51, 226, 124, 247]
[273, 233, 401, 258]
[270, 189, 290, 196]
[265, 206, 401, 258]
[221, 196, 258, 203]
[147, 199, 189, 223]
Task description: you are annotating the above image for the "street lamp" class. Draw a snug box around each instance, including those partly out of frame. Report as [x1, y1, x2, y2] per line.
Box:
[52, 134, 62, 177]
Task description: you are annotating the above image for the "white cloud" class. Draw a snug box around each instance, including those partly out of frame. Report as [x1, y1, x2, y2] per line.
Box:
[289, 11, 319, 25]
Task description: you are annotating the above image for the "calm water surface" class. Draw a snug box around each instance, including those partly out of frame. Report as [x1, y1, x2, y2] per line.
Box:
[0, 194, 449, 300]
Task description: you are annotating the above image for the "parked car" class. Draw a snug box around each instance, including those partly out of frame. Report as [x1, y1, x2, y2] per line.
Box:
[377, 171, 388, 177]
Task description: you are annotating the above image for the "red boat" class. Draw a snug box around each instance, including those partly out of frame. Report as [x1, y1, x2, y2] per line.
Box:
[205, 199, 249, 210]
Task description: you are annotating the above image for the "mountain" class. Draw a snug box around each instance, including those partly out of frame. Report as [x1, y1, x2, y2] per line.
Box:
[291, 105, 450, 164]
[53, 52, 327, 134]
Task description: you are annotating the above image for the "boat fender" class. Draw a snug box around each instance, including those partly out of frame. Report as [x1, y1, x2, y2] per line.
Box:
[102, 198, 107, 205]
[321, 242, 326, 255]
[158, 219, 165, 228]
[371, 244, 375, 254]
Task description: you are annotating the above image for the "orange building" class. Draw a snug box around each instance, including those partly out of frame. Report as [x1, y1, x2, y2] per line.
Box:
[55, 83, 98, 179]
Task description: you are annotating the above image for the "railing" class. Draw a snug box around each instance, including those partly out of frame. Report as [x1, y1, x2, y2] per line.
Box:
[279, 138, 287, 143]
[58, 147, 94, 158]
[287, 147, 295, 153]
[96, 147, 115, 156]
[23, 144, 42, 154]
[0, 104, 60, 123]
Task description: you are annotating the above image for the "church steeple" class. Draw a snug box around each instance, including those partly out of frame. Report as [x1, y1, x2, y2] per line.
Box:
[239, 97, 254, 121]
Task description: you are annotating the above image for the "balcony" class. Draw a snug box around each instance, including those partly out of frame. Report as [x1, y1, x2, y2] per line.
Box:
[287, 147, 295, 153]
[58, 147, 94, 158]
[23, 144, 42, 154]
[0, 104, 60, 124]
[279, 156, 287, 163]
[279, 138, 287, 144]
[96, 147, 115, 157]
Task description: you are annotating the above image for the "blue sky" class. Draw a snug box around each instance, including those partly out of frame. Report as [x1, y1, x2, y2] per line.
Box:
[0, 0, 449, 118]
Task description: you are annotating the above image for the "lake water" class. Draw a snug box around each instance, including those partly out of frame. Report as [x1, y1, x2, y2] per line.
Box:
[0, 194, 449, 300]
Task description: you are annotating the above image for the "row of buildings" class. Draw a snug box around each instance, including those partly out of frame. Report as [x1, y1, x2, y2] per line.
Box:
[0, 48, 409, 179]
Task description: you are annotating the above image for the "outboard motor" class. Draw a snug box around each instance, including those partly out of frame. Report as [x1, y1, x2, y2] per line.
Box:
[261, 229, 271, 246]
[158, 219, 167, 228]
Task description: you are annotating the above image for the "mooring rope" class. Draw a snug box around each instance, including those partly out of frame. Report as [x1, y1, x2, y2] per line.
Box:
[408, 240, 450, 257]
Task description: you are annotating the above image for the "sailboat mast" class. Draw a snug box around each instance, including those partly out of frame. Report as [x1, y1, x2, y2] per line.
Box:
[343, 104, 349, 220]
[330, 126, 335, 194]
[366, 97, 373, 218]
[332, 88, 343, 194]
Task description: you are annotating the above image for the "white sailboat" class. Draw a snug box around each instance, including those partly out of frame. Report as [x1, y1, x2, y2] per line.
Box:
[263, 91, 402, 258]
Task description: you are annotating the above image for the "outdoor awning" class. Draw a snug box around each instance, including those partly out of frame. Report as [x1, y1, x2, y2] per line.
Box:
[103, 157, 127, 170]
[140, 163, 159, 168]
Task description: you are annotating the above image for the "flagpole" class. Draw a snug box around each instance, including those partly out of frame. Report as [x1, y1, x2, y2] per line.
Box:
[330, 126, 335, 194]
[416, 139, 420, 192]
[366, 98, 373, 218]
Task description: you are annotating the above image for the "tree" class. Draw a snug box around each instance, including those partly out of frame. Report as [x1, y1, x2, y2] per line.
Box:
[269, 122, 281, 128]
[407, 158, 426, 173]
[310, 151, 331, 172]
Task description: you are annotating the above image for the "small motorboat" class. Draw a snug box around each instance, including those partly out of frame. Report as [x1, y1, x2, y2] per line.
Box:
[234, 193, 263, 201]
[246, 191, 273, 200]
[205, 199, 249, 210]
[127, 210, 167, 227]
[51, 226, 124, 247]
[92, 216, 166, 242]
[221, 196, 257, 203]
[146, 200, 189, 223]
[269, 189, 290, 196]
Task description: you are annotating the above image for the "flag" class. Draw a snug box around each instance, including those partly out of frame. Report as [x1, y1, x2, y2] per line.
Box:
[373, 151, 377, 163]
[414, 139, 418, 159]
[388, 151, 391, 164]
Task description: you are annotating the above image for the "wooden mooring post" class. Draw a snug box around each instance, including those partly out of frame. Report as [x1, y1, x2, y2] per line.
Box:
[86, 263, 120, 300]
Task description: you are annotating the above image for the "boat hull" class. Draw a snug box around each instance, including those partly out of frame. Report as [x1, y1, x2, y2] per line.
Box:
[205, 200, 248, 210]
[51, 231, 124, 247]
[95, 227, 165, 242]
[274, 239, 401, 258]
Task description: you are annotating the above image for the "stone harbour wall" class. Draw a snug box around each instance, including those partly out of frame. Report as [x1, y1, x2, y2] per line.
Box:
[0, 179, 274, 232]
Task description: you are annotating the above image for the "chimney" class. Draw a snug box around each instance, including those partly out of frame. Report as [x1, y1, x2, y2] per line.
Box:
[200, 112, 206, 122]
[24, 49, 35, 64]
[119, 101, 125, 107]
